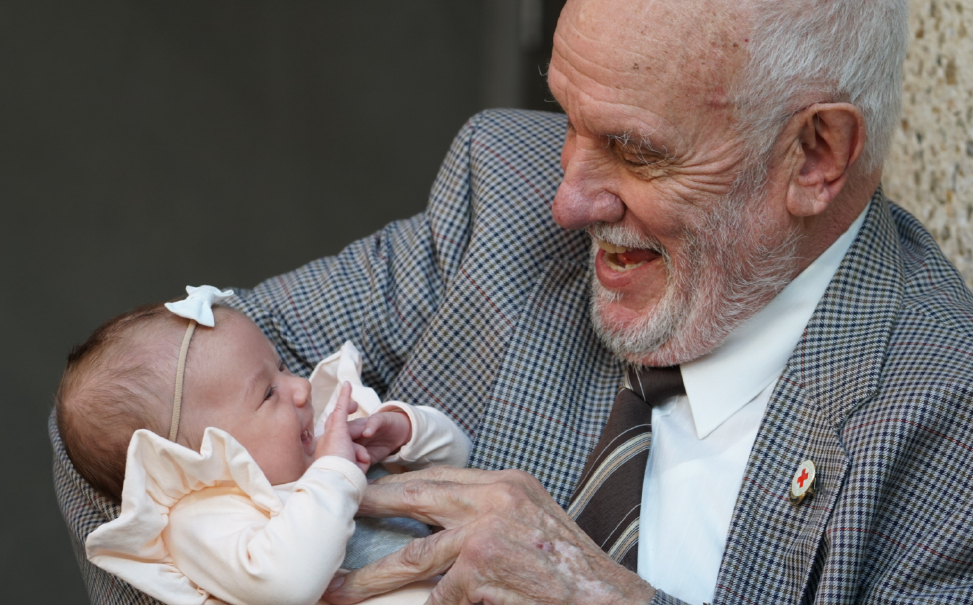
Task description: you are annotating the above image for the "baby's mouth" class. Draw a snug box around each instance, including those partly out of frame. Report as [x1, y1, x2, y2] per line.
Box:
[301, 428, 313, 452]
[596, 239, 661, 271]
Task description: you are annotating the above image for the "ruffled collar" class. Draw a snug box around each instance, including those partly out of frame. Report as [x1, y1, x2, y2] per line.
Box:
[86, 427, 282, 605]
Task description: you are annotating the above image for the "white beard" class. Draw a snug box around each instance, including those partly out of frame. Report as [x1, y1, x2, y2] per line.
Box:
[589, 176, 802, 367]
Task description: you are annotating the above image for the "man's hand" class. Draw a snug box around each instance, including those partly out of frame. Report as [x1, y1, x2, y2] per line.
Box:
[347, 409, 412, 465]
[323, 467, 656, 604]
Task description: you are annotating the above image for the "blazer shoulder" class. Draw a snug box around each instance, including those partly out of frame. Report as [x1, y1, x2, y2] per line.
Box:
[427, 109, 584, 286]
[866, 202, 973, 400]
[890, 202, 973, 343]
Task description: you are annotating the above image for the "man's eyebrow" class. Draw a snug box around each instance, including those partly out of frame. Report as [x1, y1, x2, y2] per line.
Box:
[606, 130, 674, 162]
[540, 59, 565, 114]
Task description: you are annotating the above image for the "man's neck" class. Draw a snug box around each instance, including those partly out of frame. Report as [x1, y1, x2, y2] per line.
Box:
[792, 170, 881, 274]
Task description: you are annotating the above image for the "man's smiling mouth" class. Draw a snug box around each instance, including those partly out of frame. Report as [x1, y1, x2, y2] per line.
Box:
[596, 239, 662, 271]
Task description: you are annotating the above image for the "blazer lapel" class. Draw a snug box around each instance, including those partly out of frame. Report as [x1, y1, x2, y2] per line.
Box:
[713, 192, 904, 604]
[473, 257, 622, 506]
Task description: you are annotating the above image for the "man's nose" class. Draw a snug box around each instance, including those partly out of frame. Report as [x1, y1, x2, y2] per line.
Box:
[552, 140, 625, 230]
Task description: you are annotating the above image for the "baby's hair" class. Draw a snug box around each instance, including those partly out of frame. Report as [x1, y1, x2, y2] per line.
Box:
[55, 303, 185, 503]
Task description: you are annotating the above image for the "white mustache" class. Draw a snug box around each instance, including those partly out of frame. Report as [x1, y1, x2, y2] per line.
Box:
[587, 223, 666, 257]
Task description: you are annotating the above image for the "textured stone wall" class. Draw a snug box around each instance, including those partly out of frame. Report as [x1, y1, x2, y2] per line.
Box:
[884, 0, 973, 287]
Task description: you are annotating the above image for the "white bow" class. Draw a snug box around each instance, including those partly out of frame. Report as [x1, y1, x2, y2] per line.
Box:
[164, 285, 234, 327]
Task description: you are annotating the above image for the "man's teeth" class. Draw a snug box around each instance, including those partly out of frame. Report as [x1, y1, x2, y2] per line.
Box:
[596, 240, 629, 254]
[596, 239, 647, 270]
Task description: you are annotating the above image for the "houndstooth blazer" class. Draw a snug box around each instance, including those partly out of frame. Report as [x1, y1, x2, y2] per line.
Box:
[52, 109, 973, 604]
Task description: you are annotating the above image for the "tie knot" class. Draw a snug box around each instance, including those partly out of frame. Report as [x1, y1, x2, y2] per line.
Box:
[627, 366, 685, 405]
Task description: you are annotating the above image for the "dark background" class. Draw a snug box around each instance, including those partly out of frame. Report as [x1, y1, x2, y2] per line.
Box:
[0, 1, 564, 601]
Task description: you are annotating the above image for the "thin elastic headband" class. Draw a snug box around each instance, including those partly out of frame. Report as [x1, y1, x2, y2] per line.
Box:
[168, 320, 197, 441]
[163, 286, 234, 441]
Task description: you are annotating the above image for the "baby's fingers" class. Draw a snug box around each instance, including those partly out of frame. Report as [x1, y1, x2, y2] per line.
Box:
[316, 383, 362, 463]
[347, 418, 368, 440]
[361, 414, 387, 438]
[327, 383, 359, 431]
[324, 382, 351, 432]
[353, 443, 371, 473]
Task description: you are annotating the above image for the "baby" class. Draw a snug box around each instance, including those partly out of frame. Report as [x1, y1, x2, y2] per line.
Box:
[56, 286, 471, 605]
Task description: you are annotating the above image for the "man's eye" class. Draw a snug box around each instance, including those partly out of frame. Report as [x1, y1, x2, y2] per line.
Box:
[621, 151, 665, 167]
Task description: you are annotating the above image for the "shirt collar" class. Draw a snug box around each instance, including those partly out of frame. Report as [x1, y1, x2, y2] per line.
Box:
[680, 205, 869, 439]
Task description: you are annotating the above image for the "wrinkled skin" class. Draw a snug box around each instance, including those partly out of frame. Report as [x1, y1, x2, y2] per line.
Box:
[325, 467, 654, 605]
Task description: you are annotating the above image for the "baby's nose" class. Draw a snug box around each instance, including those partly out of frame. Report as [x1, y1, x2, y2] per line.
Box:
[293, 376, 312, 407]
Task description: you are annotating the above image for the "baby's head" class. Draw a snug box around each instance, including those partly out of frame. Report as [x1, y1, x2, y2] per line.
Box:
[57, 302, 317, 503]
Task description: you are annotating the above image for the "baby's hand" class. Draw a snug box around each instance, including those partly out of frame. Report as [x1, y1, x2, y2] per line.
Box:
[348, 409, 413, 465]
[316, 382, 371, 474]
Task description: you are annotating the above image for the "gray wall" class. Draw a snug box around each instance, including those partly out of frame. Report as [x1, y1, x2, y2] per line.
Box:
[1, 1, 561, 601]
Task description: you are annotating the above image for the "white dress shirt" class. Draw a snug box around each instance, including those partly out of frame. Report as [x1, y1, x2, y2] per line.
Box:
[637, 208, 868, 604]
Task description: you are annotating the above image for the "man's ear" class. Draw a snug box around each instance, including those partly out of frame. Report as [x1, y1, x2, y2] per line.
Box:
[784, 103, 865, 218]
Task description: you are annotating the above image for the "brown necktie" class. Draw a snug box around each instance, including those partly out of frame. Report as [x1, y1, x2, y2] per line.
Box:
[568, 366, 685, 571]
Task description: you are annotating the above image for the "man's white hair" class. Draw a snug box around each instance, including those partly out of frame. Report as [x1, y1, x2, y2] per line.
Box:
[738, 0, 908, 174]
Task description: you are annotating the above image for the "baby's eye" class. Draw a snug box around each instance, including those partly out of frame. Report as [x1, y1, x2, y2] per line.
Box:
[264, 386, 276, 401]
[278, 359, 286, 372]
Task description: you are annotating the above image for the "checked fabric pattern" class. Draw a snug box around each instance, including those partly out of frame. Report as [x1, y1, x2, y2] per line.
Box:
[569, 366, 684, 572]
[52, 109, 973, 604]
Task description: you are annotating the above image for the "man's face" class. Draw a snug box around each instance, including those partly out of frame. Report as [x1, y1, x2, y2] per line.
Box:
[549, 0, 800, 366]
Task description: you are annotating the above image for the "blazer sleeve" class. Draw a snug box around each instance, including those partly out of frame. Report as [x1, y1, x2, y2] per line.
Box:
[227, 117, 484, 400]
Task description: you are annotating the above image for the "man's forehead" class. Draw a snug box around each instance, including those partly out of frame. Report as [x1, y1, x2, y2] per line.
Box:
[550, 0, 751, 149]
[555, 0, 749, 95]
[564, 0, 746, 39]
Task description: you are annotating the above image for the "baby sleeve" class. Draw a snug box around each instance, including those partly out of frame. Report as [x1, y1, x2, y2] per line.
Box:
[377, 402, 472, 469]
[167, 455, 366, 605]
[85, 428, 366, 605]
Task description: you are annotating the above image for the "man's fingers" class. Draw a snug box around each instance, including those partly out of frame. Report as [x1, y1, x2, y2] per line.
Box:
[325, 528, 465, 604]
[358, 468, 545, 527]
[425, 565, 472, 605]
[367, 464, 519, 487]
[330, 467, 650, 605]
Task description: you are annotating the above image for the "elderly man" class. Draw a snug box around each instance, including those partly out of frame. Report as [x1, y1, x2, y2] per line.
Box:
[54, 0, 973, 603]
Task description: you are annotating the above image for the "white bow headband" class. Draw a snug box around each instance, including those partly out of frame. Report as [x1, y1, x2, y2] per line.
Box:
[163, 285, 233, 441]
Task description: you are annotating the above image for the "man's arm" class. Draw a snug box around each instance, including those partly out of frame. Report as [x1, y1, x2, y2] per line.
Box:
[227, 112, 495, 401]
[227, 210, 447, 396]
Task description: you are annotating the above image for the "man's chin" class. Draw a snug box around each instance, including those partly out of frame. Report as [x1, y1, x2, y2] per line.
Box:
[592, 299, 649, 331]
[590, 291, 677, 365]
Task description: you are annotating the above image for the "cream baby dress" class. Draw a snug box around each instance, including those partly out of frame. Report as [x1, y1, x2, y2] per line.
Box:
[85, 342, 470, 605]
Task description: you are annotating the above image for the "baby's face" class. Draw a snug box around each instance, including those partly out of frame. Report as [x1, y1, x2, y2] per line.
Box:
[182, 312, 316, 485]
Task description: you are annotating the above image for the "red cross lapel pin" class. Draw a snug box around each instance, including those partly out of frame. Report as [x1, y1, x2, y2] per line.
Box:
[789, 459, 817, 505]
